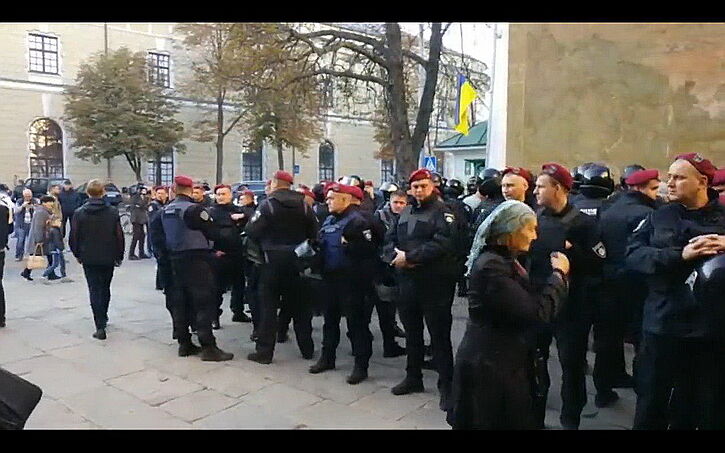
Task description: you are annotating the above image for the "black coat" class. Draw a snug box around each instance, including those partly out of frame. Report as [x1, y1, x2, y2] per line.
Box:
[0, 204, 9, 250]
[209, 202, 245, 255]
[447, 246, 568, 430]
[625, 189, 725, 338]
[245, 189, 318, 252]
[58, 189, 82, 217]
[70, 199, 125, 266]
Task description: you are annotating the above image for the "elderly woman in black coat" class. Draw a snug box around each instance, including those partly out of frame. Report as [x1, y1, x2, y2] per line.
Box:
[447, 200, 570, 430]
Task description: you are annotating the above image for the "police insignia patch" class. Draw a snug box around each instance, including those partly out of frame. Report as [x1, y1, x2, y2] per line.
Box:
[200, 210, 210, 221]
[592, 241, 607, 258]
[251, 210, 261, 222]
[685, 270, 698, 290]
[363, 229, 372, 241]
[148, 206, 153, 212]
[444, 213, 455, 224]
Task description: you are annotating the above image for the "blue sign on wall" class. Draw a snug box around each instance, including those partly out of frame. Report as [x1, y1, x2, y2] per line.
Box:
[293, 165, 300, 175]
[423, 156, 437, 172]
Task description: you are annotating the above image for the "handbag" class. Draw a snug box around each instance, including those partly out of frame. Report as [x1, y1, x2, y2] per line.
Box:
[25, 243, 48, 270]
[0, 367, 43, 430]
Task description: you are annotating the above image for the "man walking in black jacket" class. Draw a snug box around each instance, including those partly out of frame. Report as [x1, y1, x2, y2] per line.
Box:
[58, 180, 82, 238]
[70, 179, 125, 340]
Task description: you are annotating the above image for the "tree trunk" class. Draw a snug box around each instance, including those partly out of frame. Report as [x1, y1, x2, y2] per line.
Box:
[216, 97, 224, 184]
[411, 23, 444, 161]
[154, 151, 162, 185]
[277, 143, 284, 170]
[385, 23, 416, 182]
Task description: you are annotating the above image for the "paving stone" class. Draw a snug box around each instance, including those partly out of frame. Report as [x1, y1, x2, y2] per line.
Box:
[186, 365, 275, 398]
[290, 400, 396, 429]
[395, 406, 449, 429]
[193, 401, 298, 429]
[2, 355, 107, 399]
[240, 382, 322, 414]
[107, 369, 204, 406]
[0, 333, 46, 365]
[60, 385, 192, 429]
[160, 389, 240, 422]
[24, 397, 99, 430]
[351, 387, 434, 421]
[278, 368, 384, 405]
[50, 342, 147, 380]
[146, 356, 226, 381]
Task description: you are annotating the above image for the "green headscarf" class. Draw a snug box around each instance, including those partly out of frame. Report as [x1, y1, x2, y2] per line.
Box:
[465, 200, 537, 276]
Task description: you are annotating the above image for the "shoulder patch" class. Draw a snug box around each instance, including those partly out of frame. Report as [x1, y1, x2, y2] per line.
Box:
[200, 210, 210, 221]
[363, 229, 372, 241]
[592, 241, 607, 259]
[444, 213, 455, 224]
[148, 205, 154, 212]
[251, 210, 261, 223]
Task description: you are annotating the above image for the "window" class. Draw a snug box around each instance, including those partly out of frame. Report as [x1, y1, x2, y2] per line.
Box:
[242, 147, 263, 181]
[29, 118, 64, 178]
[28, 33, 59, 74]
[318, 140, 335, 181]
[147, 150, 174, 185]
[381, 159, 395, 183]
[148, 52, 170, 88]
[321, 76, 334, 108]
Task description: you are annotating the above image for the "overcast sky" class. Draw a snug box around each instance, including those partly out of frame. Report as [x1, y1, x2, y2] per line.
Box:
[398, 22, 496, 67]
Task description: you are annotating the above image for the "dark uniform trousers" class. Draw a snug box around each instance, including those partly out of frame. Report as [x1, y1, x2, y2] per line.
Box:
[244, 259, 260, 328]
[156, 256, 174, 318]
[363, 281, 398, 348]
[214, 253, 245, 318]
[81, 264, 115, 330]
[321, 272, 374, 366]
[634, 333, 725, 430]
[168, 253, 217, 346]
[397, 272, 456, 389]
[0, 251, 6, 323]
[256, 250, 313, 357]
[592, 277, 632, 392]
[553, 290, 596, 424]
[130, 223, 146, 256]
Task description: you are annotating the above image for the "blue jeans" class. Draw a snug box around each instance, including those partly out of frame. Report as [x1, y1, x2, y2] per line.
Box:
[43, 251, 66, 278]
[14, 227, 29, 259]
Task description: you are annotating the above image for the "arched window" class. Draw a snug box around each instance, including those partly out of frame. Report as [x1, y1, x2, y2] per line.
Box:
[318, 140, 335, 181]
[29, 118, 63, 178]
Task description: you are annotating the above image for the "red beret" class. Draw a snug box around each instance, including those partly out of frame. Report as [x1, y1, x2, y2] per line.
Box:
[328, 183, 363, 200]
[502, 166, 533, 185]
[214, 184, 231, 193]
[625, 169, 659, 186]
[365, 180, 373, 187]
[153, 185, 167, 192]
[675, 153, 717, 184]
[323, 181, 336, 194]
[174, 175, 193, 188]
[273, 170, 294, 184]
[298, 188, 315, 199]
[540, 163, 573, 191]
[409, 168, 432, 184]
[712, 169, 725, 186]
[241, 190, 255, 198]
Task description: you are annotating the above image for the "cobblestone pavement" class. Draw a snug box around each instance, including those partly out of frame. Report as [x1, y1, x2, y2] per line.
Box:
[0, 237, 636, 429]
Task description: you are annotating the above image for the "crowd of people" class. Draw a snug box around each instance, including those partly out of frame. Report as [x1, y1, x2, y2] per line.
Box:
[1, 152, 724, 430]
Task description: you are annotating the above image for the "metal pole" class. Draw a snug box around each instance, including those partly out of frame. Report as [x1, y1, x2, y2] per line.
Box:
[486, 23, 498, 167]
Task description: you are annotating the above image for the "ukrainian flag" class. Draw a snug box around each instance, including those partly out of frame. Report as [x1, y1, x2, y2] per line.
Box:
[454, 74, 477, 135]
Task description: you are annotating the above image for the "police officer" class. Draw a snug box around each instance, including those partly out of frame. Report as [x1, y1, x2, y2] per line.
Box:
[501, 166, 537, 208]
[238, 190, 262, 340]
[309, 183, 380, 384]
[245, 170, 318, 364]
[529, 163, 606, 429]
[311, 183, 330, 225]
[607, 164, 646, 205]
[570, 163, 615, 218]
[594, 169, 660, 408]
[192, 184, 212, 208]
[471, 176, 505, 234]
[385, 168, 458, 411]
[209, 184, 251, 329]
[159, 175, 233, 361]
[440, 181, 472, 298]
[627, 153, 725, 430]
[149, 185, 169, 291]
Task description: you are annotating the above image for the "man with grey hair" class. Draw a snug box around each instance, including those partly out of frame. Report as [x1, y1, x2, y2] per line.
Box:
[13, 189, 37, 261]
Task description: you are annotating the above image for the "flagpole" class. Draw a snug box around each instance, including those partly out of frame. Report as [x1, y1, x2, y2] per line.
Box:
[486, 23, 499, 167]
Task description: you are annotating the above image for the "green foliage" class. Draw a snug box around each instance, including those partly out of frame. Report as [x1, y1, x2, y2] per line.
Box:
[63, 48, 185, 181]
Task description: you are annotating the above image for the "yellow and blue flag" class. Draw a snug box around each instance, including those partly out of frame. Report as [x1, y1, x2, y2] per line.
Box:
[454, 74, 477, 135]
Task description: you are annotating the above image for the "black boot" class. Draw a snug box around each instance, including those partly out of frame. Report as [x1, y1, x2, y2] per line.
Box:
[0, 319, 6, 328]
[560, 414, 580, 430]
[391, 376, 424, 395]
[232, 312, 252, 323]
[595, 390, 619, 408]
[422, 359, 436, 371]
[21, 269, 33, 281]
[247, 351, 273, 364]
[178, 341, 202, 357]
[92, 328, 107, 340]
[309, 356, 335, 374]
[346, 366, 368, 385]
[438, 382, 452, 411]
[200, 345, 233, 361]
[383, 343, 406, 358]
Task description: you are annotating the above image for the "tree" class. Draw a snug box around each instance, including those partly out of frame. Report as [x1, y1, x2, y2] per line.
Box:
[64, 48, 185, 182]
[281, 22, 452, 180]
[177, 23, 306, 183]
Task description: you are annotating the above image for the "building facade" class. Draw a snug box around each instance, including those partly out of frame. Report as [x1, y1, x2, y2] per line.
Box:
[1, 22, 488, 191]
